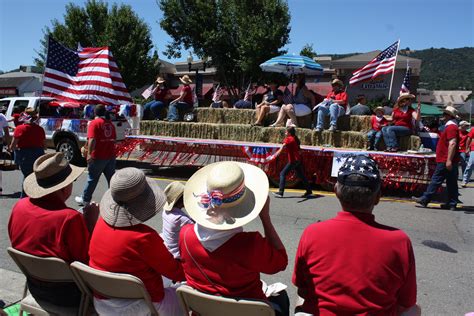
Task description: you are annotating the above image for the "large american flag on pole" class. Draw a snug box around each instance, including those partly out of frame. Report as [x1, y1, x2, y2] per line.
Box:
[399, 67, 411, 94]
[42, 37, 132, 105]
[349, 41, 399, 85]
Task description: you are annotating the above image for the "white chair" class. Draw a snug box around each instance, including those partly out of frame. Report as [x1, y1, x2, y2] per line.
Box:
[176, 284, 275, 316]
[70, 261, 159, 316]
[7, 247, 83, 316]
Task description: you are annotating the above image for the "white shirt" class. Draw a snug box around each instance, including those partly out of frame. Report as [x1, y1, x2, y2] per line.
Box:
[0, 114, 8, 138]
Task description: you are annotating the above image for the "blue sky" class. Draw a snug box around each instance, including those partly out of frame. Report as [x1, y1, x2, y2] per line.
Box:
[0, 0, 472, 72]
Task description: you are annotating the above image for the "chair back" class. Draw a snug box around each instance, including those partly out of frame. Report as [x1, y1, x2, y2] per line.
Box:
[70, 261, 159, 315]
[7, 247, 73, 282]
[176, 285, 275, 316]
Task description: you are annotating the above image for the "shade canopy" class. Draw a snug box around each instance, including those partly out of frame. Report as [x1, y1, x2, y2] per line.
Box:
[412, 103, 443, 116]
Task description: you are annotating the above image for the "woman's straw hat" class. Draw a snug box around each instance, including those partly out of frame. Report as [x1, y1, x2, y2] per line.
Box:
[374, 106, 385, 114]
[180, 75, 192, 84]
[331, 79, 344, 87]
[397, 93, 416, 103]
[184, 161, 269, 230]
[443, 105, 458, 118]
[163, 181, 185, 212]
[155, 76, 165, 84]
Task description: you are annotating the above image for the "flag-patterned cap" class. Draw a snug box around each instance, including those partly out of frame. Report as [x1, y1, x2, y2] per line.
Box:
[337, 155, 380, 189]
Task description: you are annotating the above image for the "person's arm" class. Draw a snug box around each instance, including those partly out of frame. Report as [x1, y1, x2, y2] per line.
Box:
[465, 137, 472, 154]
[331, 92, 347, 106]
[259, 197, 285, 251]
[171, 88, 187, 104]
[274, 143, 286, 158]
[446, 138, 457, 171]
[87, 138, 95, 162]
[412, 101, 421, 122]
[9, 137, 18, 152]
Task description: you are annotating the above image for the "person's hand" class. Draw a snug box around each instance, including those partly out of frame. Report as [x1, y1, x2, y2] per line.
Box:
[446, 160, 453, 171]
[259, 196, 271, 222]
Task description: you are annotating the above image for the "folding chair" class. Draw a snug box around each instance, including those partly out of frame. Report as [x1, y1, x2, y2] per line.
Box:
[176, 284, 275, 316]
[70, 261, 159, 316]
[7, 247, 83, 316]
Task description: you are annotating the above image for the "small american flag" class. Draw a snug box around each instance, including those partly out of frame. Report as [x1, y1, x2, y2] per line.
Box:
[349, 41, 399, 85]
[243, 83, 253, 101]
[212, 84, 223, 102]
[399, 67, 411, 94]
[141, 84, 156, 100]
[42, 37, 132, 105]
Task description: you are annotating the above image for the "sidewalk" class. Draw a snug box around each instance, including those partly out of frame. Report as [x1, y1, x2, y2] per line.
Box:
[0, 268, 24, 306]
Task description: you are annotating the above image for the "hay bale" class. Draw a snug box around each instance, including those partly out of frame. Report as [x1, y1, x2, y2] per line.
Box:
[319, 115, 350, 130]
[195, 108, 255, 124]
[349, 115, 372, 132]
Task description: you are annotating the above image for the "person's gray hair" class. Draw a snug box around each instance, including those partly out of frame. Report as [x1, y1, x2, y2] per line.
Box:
[337, 174, 381, 211]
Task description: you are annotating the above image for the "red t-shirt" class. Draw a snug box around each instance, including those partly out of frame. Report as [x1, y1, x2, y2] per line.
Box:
[181, 85, 193, 106]
[8, 196, 90, 264]
[12, 113, 22, 126]
[436, 122, 459, 163]
[326, 91, 348, 109]
[88, 117, 116, 160]
[179, 224, 288, 300]
[468, 129, 474, 151]
[13, 123, 45, 149]
[154, 88, 169, 102]
[371, 115, 388, 132]
[293, 211, 417, 316]
[89, 218, 185, 302]
[284, 135, 301, 163]
[392, 107, 415, 129]
[459, 130, 469, 153]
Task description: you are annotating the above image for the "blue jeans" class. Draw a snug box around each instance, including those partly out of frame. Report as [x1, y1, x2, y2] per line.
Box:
[314, 103, 345, 129]
[82, 158, 116, 203]
[462, 151, 474, 183]
[144, 100, 166, 119]
[420, 162, 459, 207]
[15, 147, 45, 197]
[459, 152, 467, 177]
[167, 102, 191, 121]
[382, 125, 412, 149]
[278, 161, 311, 194]
[367, 129, 383, 150]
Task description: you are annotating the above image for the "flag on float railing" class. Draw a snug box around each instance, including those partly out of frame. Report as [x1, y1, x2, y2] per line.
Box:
[399, 66, 411, 94]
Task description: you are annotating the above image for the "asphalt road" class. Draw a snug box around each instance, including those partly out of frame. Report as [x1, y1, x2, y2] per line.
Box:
[0, 161, 473, 315]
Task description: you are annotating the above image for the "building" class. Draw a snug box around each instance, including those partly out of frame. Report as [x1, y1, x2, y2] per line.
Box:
[0, 68, 43, 98]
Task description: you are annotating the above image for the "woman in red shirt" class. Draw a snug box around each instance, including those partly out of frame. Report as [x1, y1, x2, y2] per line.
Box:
[166, 75, 193, 122]
[143, 77, 172, 120]
[273, 126, 312, 198]
[382, 93, 420, 152]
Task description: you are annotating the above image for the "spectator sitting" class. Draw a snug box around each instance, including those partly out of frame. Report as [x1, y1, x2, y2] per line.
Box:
[144, 77, 172, 120]
[89, 167, 185, 315]
[314, 79, 348, 132]
[8, 152, 99, 307]
[210, 86, 230, 109]
[293, 155, 420, 316]
[367, 106, 388, 151]
[350, 95, 372, 116]
[179, 161, 290, 316]
[253, 82, 283, 126]
[233, 91, 253, 109]
[162, 181, 194, 259]
[271, 74, 315, 127]
[165, 75, 194, 122]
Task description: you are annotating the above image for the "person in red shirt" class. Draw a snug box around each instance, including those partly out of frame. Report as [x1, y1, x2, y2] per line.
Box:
[314, 78, 348, 132]
[89, 167, 185, 315]
[414, 106, 460, 210]
[462, 122, 474, 187]
[143, 76, 172, 120]
[272, 126, 312, 198]
[179, 161, 289, 316]
[382, 93, 421, 152]
[458, 121, 470, 176]
[8, 152, 98, 307]
[165, 75, 194, 122]
[367, 106, 388, 150]
[293, 155, 420, 316]
[75, 104, 116, 206]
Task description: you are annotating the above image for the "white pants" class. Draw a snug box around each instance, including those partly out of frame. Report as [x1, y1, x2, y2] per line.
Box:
[293, 104, 312, 116]
[269, 105, 281, 114]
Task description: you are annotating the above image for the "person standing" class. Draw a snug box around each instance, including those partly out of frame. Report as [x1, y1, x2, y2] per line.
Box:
[272, 126, 312, 198]
[75, 104, 116, 206]
[462, 121, 474, 187]
[458, 121, 470, 176]
[165, 75, 193, 122]
[314, 79, 348, 132]
[0, 110, 10, 193]
[413, 106, 460, 210]
[143, 77, 172, 120]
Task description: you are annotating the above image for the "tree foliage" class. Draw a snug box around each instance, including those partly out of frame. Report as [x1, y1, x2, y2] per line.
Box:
[159, 0, 291, 95]
[35, 0, 159, 90]
[300, 43, 317, 59]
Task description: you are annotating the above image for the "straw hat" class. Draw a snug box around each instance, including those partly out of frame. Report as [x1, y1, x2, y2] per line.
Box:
[397, 93, 416, 103]
[23, 152, 84, 199]
[163, 181, 185, 212]
[443, 105, 458, 118]
[331, 79, 344, 87]
[155, 76, 165, 84]
[100, 167, 166, 227]
[374, 106, 384, 114]
[184, 161, 269, 230]
[180, 75, 192, 84]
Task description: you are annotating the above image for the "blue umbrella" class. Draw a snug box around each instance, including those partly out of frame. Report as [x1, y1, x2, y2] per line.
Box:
[260, 54, 323, 76]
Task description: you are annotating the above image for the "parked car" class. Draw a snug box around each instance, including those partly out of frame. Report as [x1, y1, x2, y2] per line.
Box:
[0, 97, 131, 164]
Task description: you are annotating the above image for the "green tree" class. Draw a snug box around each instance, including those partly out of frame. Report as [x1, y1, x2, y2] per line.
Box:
[300, 43, 317, 59]
[159, 0, 291, 96]
[35, 0, 159, 90]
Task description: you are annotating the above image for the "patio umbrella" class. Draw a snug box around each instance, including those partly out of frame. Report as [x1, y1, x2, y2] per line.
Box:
[259, 54, 323, 76]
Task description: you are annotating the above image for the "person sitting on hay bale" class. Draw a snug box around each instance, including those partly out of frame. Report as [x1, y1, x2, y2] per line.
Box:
[313, 79, 348, 132]
[253, 81, 283, 126]
[143, 77, 172, 120]
[165, 75, 194, 122]
[271, 74, 314, 128]
[367, 106, 388, 151]
[233, 91, 253, 109]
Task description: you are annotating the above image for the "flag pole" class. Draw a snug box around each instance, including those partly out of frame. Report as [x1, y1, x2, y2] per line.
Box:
[387, 39, 400, 102]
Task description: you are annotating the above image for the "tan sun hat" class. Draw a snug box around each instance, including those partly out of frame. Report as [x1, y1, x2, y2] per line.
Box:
[374, 106, 384, 114]
[100, 167, 166, 227]
[23, 152, 84, 199]
[163, 181, 185, 212]
[155, 76, 165, 84]
[459, 120, 471, 127]
[397, 93, 416, 103]
[331, 79, 344, 87]
[180, 75, 192, 84]
[184, 161, 269, 230]
[443, 105, 459, 118]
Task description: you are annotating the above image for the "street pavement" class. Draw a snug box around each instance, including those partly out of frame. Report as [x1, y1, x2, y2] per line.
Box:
[0, 162, 473, 315]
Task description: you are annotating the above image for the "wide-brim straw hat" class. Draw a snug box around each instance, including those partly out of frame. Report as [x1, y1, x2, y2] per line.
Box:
[374, 106, 384, 114]
[397, 93, 416, 103]
[184, 161, 269, 230]
[443, 105, 459, 118]
[331, 79, 344, 87]
[155, 76, 165, 84]
[164, 181, 185, 212]
[180, 75, 192, 84]
[100, 167, 166, 228]
[23, 152, 84, 199]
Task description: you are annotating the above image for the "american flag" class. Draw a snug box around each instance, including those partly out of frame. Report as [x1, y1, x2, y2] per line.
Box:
[212, 84, 223, 102]
[243, 83, 253, 101]
[42, 37, 132, 105]
[399, 67, 411, 94]
[141, 83, 156, 100]
[349, 41, 399, 85]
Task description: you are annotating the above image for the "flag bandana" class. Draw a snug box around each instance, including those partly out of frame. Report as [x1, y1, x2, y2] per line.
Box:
[243, 146, 278, 164]
[337, 155, 380, 189]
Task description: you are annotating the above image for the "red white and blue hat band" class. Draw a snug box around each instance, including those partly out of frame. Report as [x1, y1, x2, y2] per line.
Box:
[196, 181, 246, 209]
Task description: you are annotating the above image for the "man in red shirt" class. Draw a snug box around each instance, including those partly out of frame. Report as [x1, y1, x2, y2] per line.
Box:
[9, 152, 98, 307]
[314, 78, 348, 132]
[165, 75, 194, 122]
[76, 104, 116, 206]
[414, 106, 460, 210]
[462, 121, 474, 187]
[293, 155, 420, 316]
